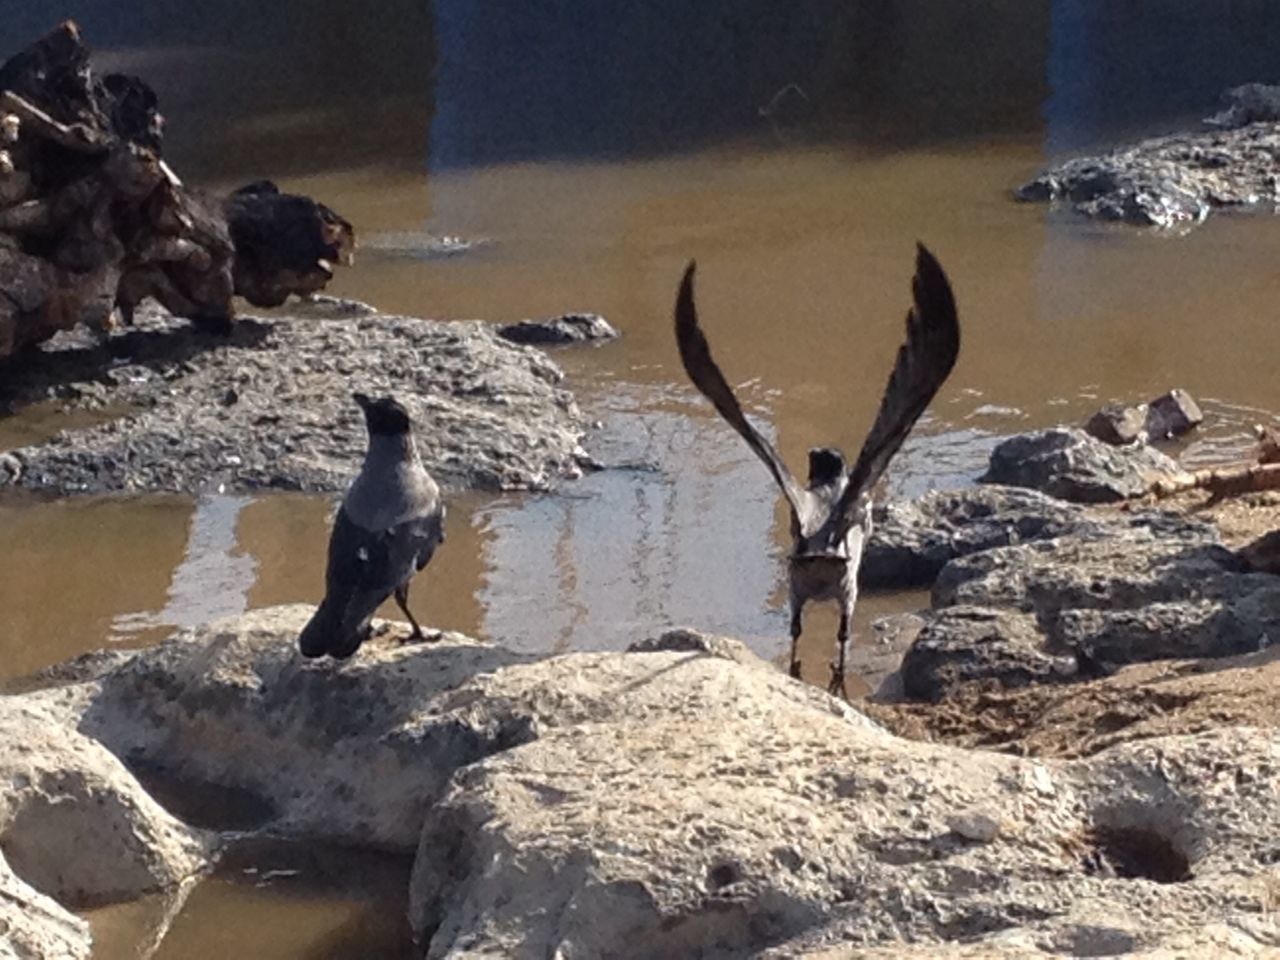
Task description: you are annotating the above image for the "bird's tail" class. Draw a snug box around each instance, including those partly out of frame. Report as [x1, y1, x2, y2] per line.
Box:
[298, 600, 341, 659]
[298, 598, 368, 660]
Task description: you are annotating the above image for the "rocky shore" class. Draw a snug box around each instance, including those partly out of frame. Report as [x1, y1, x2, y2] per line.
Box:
[7, 442, 1280, 956]
[1017, 84, 1280, 229]
[0, 301, 601, 495]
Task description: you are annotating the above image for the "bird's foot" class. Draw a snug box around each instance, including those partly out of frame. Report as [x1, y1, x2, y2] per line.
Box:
[398, 627, 442, 645]
[788, 659, 802, 681]
[827, 665, 849, 701]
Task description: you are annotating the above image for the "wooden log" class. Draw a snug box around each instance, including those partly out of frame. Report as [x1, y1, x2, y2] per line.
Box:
[1150, 461, 1280, 502]
[0, 22, 354, 360]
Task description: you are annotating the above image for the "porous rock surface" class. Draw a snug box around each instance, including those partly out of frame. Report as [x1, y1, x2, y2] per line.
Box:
[1017, 88, 1280, 229]
[867, 485, 1133, 588]
[0, 697, 208, 907]
[0, 303, 591, 494]
[17, 605, 1280, 957]
[0, 694, 209, 960]
[0, 849, 90, 960]
[408, 641, 1280, 958]
[78, 605, 539, 850]
[895, 499, 1280, 700]
[496, 312, 619, 346]
[981, 428, 1183, 503]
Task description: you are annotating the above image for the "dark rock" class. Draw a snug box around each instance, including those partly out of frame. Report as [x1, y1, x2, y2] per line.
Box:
[864, 485, 1114, 589]
[497, 313, 618, 346]
[901, 606, 1076, 702]
[0, 304, 591, 495]
[981, 428, 1182, 503]
[1255, 425, 1280, 464]
[1016, 91, 1280, 230]
[1204, 83, 1280, 129]
[1144, 389, 1203, 441]
[1085, 404, 1147, 446]
[1056, 587, 1280, 670]
[1239, 529, 1280, 573]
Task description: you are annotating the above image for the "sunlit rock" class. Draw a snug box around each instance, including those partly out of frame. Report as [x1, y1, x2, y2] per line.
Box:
[79, 605, 539, 850]
[407, 645, 1280, 957]
[981, 428, 1184, 503]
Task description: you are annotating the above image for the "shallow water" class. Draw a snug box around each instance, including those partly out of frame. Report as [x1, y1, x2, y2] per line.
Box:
[6, 1, 1280, 955]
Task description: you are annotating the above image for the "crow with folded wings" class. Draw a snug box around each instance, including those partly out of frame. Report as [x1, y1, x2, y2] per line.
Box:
[674, 244, 960, 696]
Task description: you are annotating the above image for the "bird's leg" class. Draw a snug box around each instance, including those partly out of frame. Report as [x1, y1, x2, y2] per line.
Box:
[828, 605, 851, 700]
[788, 598, 804, 680]
[394, 583, 426, 642]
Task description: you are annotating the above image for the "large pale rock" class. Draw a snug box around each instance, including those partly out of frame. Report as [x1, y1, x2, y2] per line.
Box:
[981, 428, 1182, 503]
[406, 644, 1280, 957]
[0, 698, 207, 907]
[79, 605, 539, 849]
[0, 850, 90, 960]
[922, 518, 1280, 687]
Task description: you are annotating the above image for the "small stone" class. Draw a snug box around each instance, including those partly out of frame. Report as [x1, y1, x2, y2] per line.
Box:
[1085, 403, 1147, 446]
[1145, 389, 1203, 441]
[946, 811, 1002, 843]
[497, 313, 619, 346]
[1028, 764, 1056, 796]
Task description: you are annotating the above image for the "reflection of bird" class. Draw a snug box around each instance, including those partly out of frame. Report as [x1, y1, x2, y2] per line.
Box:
[299, 393, 445, 660]
[674, 245, 960, 696]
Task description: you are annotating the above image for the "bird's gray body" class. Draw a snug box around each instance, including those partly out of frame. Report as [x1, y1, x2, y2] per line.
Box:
[299, 403, 444, 659]
[674, 245, 960, 694]
[789, 480, 870, 608]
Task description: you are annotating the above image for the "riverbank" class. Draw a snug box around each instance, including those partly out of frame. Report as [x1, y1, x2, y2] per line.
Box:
[7, 467, 1280, 957]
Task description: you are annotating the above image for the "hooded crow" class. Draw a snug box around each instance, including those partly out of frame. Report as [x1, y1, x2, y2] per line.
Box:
[298, 393, 445, 659]
[674, 244, 960, 696]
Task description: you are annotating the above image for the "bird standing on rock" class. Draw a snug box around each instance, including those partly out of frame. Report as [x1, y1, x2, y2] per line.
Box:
[674, 244, 960, 696]
[298, 393, 445, 659]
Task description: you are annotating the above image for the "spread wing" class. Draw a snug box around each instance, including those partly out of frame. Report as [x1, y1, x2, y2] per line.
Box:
[835, 243, 960, 531]
[674, 261, 804, 516]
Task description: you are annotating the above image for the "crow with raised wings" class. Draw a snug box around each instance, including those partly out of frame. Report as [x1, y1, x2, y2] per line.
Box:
[674, 245, 960, 696]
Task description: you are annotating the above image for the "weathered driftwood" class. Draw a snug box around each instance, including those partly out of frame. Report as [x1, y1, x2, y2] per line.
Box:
[1151, 461, 1280, 503]
[0, 21, 354, 360]
[225, 180, 355, 308]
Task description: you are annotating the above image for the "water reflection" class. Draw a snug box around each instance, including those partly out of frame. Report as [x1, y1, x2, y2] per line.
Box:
[114, 495, 257, 636]
[0, 495, 189, 679]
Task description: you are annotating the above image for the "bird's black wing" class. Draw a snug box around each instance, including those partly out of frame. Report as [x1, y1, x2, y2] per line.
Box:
[834, 244, 960, 534]
[324, 505, 441, 629]
[675, 262, 804, 517]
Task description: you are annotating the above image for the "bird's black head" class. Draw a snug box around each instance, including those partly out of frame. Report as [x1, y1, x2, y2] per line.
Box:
[353, 393, 412, 436]
[807, 447, 847, 487]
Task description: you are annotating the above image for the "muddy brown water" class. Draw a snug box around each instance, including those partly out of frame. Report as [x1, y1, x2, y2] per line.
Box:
[7, 3, 1280, 956]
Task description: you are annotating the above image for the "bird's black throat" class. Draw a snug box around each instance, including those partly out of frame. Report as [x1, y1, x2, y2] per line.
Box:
[354, 392, 411, 436]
